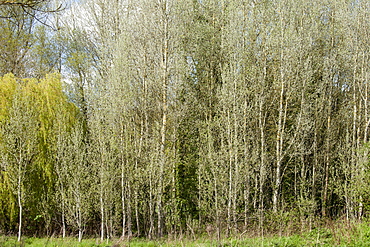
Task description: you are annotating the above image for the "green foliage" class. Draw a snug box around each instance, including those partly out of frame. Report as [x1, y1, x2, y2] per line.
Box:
[0, 0, 61, 77]
[0, 73, 78, 236]
[30, 26, 61, 78]
[0, 73, 16, 123]
[2, 0, 370, 241]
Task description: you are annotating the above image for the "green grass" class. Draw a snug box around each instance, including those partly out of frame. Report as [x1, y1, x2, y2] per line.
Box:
[0, 236, 110, 247]
[2, 222, 370, 246]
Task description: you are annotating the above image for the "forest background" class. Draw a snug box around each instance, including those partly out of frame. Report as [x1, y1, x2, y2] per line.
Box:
[0, 0, 370, 243]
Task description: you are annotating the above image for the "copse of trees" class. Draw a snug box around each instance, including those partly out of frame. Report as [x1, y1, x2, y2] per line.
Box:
[0, 0, 370, 242]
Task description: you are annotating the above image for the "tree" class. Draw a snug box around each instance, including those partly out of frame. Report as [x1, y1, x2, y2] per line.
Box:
[1, 0, 48, 7]
[0, 73, 79, 238]
[0, 0, 62, 77]
[0, 75, 39, 241]
[63, 122, 92, 242]
[0, 0, 62, 17]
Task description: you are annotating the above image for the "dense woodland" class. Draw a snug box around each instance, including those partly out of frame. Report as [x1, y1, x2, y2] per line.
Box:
[0, 0, 370, 242]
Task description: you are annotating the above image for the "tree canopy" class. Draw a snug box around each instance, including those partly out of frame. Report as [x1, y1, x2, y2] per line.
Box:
[1, 0, 370, 242]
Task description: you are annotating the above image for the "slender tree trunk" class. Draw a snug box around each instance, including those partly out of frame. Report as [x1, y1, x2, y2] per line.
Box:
[322, 115, 331, 217]
[227, 109, 232, 236]
[78, 229, 82, 243]
[78, 202, 82, 242]
[312, 107, 318, 226]
[158, 0, 169, 237]
[214, 174, 220, 241]
[121, 161, 126, 238]
[243, 98, 251, 228]
[135, 191, 140, 236]
[273, 1, 289, 213]
[100, 191, 104, 241]
[360, 51, 369, 219]
[62, 200, 66, 238]
[258, 61, 267, 236]
[17, 158, 22, 243]
[351, 71, 357, 220]
[259, 100, 265, 236]
[127, 182, 132, 237]
[149, 172, 154, 239]
[272, 55, 286, 213]
[17, 181, 22, 242]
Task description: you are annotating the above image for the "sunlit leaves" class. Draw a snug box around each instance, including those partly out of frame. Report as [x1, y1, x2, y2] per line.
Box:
[0, 73, 78, 236]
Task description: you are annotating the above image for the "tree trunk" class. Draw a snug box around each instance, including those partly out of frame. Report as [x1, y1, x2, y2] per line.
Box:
[273, 78, 285, 213]
[17, 190, 22, 242]
[100, 192, 104, 241]
[121, 162, 126, 238]
[78, 228, 82, 243]
[158, 0, 169, 237]
[149, 173, 154, 239]
[17, 164, 22, 242]
[62, 203, 66, 238]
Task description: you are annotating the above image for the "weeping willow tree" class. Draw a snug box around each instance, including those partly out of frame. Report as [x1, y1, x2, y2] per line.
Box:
[0, 73, 78, 240]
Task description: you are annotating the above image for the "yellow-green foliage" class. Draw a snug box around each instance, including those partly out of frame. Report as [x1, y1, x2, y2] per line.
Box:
[0, 73, 17, 123]
[0, 73, 78, 231]
[34, 73, 77, 186]
[0, 74, 17, 227]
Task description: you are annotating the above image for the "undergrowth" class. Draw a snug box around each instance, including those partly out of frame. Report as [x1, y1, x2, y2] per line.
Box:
[1, 220, 370, 246]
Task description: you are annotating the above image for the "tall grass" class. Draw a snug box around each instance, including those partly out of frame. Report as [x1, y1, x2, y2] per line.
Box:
[2, 221, 370, 246]
[0, 236, 108, 247]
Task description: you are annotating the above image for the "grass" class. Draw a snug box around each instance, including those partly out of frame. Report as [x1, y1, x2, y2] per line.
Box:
[2, 222, 370, 246]
[0, 236, 110, 247]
